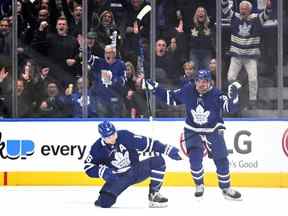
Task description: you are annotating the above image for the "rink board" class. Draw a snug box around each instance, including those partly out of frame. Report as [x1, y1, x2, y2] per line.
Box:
[0, 119, 288, 187]
[0, 172, 3, 185]
[1, 171, 288, 187]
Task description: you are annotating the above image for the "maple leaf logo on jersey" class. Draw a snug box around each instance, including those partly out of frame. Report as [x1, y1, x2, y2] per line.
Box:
[191, 104, 210, 125]
[238, 22, 252, 37]
[111, 151, 131, 169]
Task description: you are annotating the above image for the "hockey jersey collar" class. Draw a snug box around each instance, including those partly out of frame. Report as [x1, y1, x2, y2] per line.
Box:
[101, 139, 107, 146]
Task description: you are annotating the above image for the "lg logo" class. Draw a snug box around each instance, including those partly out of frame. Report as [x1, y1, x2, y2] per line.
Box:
[227, 130, 252, 154]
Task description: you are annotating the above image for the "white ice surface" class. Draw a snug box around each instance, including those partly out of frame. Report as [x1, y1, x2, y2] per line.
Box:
[0, 186, 287, 216]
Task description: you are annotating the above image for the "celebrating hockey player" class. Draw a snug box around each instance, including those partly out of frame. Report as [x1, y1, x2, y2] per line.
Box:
[84, 120, 183, 208]
[143, 69, 242, 200]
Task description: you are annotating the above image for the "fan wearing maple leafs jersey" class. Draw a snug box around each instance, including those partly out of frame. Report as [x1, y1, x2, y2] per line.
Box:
[84, 120, 183, 208]
[143, 69, 242, 200]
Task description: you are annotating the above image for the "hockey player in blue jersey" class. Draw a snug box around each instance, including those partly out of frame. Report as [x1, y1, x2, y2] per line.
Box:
[84, 120, 183, 208]
[143, 69, 242, 200]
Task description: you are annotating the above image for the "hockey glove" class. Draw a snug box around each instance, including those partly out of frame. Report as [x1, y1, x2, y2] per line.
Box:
[228, 81, 242, 104]
[99, 166, 119, 182]
[142, 79, 158, 91]
[164, 145, 183, 160]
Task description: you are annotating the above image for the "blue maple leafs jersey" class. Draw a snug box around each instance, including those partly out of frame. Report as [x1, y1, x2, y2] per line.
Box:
[154, 82, 239, 133]
[88, 53, 127, 88]
[222, 0, 272, 58]
[84, 130, 167, 178]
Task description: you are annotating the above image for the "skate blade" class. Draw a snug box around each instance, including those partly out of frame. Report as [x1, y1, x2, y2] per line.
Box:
[149, 201, 168, 208]
[223, 195, 243, 201]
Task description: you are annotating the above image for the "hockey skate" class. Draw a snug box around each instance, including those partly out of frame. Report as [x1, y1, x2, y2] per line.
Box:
[194, 184, 204, 198]
[222, 188, 242, 201]
[148, 191, 168, 208]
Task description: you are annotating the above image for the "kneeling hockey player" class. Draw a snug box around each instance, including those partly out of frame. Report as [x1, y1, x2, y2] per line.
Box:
[84, 120, 183, 208]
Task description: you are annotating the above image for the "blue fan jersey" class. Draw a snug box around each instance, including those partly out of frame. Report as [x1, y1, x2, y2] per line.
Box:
[84, 130, 167, 177]
[222, 0, 272, 58]
[88, 54, 126, 88]
[154, 83, 238, 133]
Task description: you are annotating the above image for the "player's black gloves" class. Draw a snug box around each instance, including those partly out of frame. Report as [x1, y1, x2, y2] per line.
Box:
[228, 81, 242, 104]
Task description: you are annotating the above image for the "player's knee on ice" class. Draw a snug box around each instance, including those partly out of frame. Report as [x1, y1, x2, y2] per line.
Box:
[95, 191, 117, 208]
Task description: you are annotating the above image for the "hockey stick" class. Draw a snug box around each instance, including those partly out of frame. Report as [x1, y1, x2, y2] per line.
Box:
[135, 3, 152, 120]
[144, 82, 153, 121]
[137, 4, 152, 120]
[136, 5, 152, 21]
[111, 30, 117, 50]
[138, 37, 152, 120]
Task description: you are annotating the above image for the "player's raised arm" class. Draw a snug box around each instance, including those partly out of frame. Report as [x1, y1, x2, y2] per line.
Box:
[142, 78, 186, 106]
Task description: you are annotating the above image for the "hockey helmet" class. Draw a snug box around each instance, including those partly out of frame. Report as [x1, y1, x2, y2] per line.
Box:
[195, 69, 212, 81]
[98, 120, 116, 138]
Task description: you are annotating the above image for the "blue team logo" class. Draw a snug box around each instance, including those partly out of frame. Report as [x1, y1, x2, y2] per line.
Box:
[0, 132, 35, 159]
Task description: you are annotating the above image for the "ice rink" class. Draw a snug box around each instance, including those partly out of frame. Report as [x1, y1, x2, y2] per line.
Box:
[0, 186, 287, 216]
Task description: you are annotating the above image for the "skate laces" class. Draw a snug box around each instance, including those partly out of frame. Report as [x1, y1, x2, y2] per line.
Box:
[224, 188, 236, 195]
[149, 192, 167, 202]
[195, 184, 204, 193]
[151, 192, 161, 199]
[222, 188, 241, 200]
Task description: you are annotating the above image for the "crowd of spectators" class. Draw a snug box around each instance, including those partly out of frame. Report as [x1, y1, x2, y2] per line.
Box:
[0, 0, 285, 118]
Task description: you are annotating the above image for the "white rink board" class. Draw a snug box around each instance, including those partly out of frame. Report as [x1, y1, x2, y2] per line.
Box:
[0, 120, 287, 172]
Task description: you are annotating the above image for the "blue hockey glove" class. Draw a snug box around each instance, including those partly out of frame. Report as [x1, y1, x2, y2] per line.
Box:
[99, 166, 119, 182]
[142, 79, 158, 91]
[164, 145, 183, 160]
[228, 81, 242, 104]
